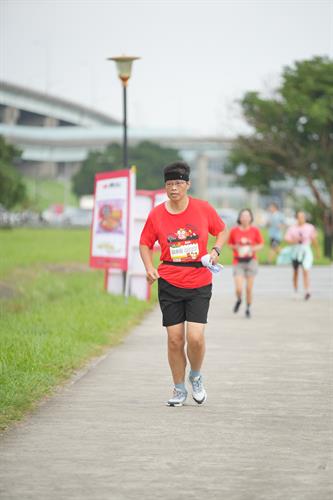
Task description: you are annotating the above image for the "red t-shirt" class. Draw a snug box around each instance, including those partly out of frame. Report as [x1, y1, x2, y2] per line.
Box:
[228, 226, 264, 264]
[140, 197, 225, 288]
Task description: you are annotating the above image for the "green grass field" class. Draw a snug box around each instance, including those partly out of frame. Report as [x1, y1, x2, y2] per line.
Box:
[0, 228, 153, 430]
[23, 177, 79, 211]
[0, 228, 90, 277]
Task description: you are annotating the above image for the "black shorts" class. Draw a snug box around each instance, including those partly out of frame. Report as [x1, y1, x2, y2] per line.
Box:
[292, 259, 303, 270]
[158, 277, 212, 327]
[270, 238, 281, 249]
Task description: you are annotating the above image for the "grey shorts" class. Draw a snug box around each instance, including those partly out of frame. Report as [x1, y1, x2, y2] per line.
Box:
[270, 238, 281, 249]
[233, 259, 258, 278]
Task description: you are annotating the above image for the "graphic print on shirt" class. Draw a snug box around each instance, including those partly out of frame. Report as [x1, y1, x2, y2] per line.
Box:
[167, 225, 199, 261]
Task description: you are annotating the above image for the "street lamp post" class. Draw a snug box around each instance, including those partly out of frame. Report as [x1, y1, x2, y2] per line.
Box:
[107, 55, 140, 168]
[106, 55, 140, 299]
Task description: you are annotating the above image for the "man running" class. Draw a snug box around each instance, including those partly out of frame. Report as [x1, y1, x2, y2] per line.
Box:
[267, 202, 285, 264]
[139, 161, 226, 407]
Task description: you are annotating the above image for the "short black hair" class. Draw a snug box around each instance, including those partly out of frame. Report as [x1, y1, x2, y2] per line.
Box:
[164, 161, 190, 181]
[237, 208, 254, 225]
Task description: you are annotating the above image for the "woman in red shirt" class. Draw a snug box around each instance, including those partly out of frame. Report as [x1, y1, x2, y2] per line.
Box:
[228, 208, 264, 318]
[140, 161, 226, 407]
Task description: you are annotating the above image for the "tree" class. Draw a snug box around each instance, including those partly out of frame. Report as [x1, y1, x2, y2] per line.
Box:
[226, 56, 333, 258]
[72, 141, 182, 197]
[0, 136, 26, 209]
[129, 141, 182, 190]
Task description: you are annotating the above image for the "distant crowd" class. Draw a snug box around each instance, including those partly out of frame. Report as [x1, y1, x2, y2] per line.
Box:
[227, 203, 319, 319]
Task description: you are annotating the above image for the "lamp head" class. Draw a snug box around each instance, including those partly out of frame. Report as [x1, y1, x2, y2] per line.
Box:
[107, 55, 140, 86]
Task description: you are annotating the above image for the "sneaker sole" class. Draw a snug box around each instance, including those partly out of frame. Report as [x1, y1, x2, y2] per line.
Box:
[192, 393, 207, 405]
[166, 401, 185, 407]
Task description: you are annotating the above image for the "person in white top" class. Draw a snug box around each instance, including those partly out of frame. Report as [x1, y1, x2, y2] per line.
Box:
[285, 211, 320, 300]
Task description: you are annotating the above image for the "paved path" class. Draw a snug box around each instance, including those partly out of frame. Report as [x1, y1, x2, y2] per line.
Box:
[1, 267, 332, 500]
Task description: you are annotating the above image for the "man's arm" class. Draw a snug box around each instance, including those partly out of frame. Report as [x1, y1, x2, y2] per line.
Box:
[139, 245, 160, 284]
[210, 228, 228, 264]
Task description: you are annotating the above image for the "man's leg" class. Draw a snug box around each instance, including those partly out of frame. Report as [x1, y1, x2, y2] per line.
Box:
[269, 240, 281, 264]
[165, 323, 188, 406]
[166, 322, 186, 385]
[186, 322, 207, 404]
[275, 243, 281, 256]
[268, 245, 275, 264]
[186, 321, 205, 372]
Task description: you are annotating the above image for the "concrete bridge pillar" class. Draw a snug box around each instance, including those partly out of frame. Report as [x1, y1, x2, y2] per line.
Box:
[3, 106, 20, 124]
[196, 154, 209, 201]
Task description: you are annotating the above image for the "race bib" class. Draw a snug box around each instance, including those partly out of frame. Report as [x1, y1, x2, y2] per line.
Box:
[238, 245, 252, 257]
[170, 243, 199, 261]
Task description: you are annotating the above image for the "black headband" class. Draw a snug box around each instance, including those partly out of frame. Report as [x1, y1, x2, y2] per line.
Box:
[164, 172, 189, 182]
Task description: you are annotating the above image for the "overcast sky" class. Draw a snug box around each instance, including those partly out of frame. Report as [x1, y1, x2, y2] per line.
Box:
[1, 0, 332, 136]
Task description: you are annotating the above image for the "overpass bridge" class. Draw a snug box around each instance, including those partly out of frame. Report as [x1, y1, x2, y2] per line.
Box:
[0, 80, 243, 207]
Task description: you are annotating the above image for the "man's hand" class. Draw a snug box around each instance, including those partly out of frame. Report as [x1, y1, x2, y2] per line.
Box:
[146, 267, 160, 284]
[209, 248, 220, 265]
[140, 245, 159, 284]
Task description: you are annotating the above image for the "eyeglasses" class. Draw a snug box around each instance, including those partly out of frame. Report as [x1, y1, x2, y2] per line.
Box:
[165, 181, 187, 188]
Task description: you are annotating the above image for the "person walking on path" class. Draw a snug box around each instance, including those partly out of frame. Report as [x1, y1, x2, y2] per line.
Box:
[283, 210, 320, 300]
[139, 161, 226, 407]
[228, 208, 264, 318]
[267, 202, 285, 263]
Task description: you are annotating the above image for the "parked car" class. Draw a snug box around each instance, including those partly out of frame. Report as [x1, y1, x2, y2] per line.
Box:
[42, 205, 77, 226]
[0, 205, 41, 227]
[64, 208, 93, 227]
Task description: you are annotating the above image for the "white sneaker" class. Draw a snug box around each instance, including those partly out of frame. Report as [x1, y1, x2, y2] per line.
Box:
[189, 375, 207, 405]
[166, 388, 188, 407]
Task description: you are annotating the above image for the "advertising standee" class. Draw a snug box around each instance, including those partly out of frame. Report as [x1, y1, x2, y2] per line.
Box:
[90, 168, 167, 300]
[90, 169, 132, 271]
